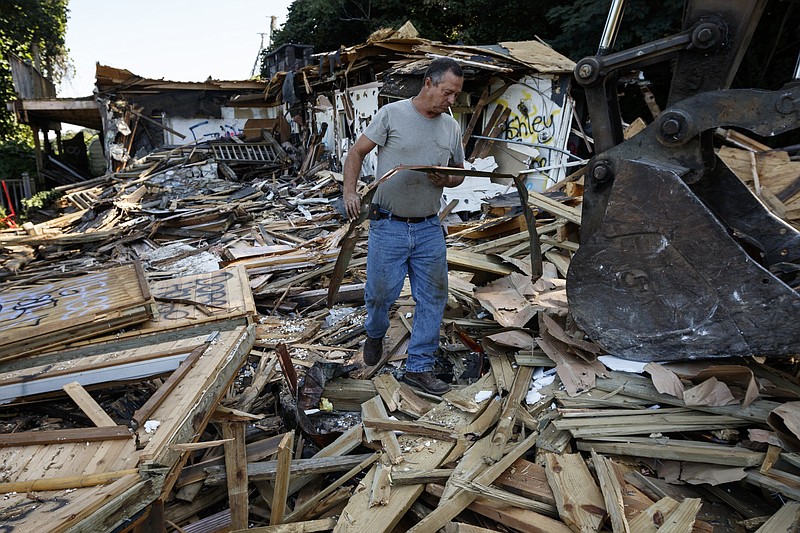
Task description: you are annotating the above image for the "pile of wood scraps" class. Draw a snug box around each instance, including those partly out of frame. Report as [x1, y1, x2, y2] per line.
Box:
[1, 130, 800, 533]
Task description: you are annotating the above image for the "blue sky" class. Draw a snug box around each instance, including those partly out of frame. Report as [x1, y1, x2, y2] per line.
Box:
[58, 0, 293, 97]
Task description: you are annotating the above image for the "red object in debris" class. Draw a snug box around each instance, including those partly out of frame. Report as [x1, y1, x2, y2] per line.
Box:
[0, 181, 18, 228]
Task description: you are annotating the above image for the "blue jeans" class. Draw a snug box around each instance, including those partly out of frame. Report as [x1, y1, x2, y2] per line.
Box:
[364, 216, 448, 373]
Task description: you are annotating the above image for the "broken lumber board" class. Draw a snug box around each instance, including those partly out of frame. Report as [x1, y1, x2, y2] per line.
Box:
[391, 468, 455, 486]
[222, 420, 249, 530]
[361, 417, 461, 442]
[591, 451, 630, 533]
[205, 453, 377, 485]
[544, 451, 606, 532]
[576, 436, 766, 467]
[361, 395, 403, 465]
[231, 517, 338, 532]
[333, 372, 497, 533]
[755, 500, 800, 533]
[137, 323, 256, 470]
[0, 468, 138, 493]
[658, 498, 703, 533]
[288, 424, 364, 496]
[372, 373, 435, 419]
[0, 425, 132, 447]
[425, 483, 572, 533]
[407, 430, 539, 532]
[0, 321, 240, 402]
[593, 371, 779, 423]
[525, 190, 582, 224]
[62, 381, 117, 427]
[446, 249, 516, 276]
[285, 453, 379, 523]
[0, 263, 155, 360]
[553, 410, 744, 438]
[628, 497, 680, 533]
[21, 473, 155, 533]
[271, 430, 295, 525]
[447, 478, 558, 517]
[746, 468, 800, 502]
[494, 457, 557, 507]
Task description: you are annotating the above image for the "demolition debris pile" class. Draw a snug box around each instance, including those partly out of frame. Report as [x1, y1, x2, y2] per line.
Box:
[1, 123, 799, 533]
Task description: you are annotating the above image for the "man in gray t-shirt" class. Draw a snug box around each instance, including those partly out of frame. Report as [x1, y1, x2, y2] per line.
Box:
[343, 57, 465, 395]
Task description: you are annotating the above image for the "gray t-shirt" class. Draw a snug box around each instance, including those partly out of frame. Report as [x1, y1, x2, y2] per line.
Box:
[363, 99, 464, 218]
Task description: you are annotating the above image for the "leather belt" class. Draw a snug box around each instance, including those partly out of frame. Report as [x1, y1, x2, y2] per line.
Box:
[377, 211, 438, 223]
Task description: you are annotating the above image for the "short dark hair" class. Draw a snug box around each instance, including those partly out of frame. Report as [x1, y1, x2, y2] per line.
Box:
[424, 57, 463, 85]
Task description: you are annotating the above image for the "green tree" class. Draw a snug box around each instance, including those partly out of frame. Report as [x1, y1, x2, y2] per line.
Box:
[0, 0, 71, 144]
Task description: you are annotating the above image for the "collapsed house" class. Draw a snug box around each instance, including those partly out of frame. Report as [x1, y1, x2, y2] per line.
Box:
[1, 21, 800, 533]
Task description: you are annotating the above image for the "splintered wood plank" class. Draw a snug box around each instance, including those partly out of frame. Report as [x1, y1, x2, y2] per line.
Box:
[286, 454, 379, 523]
[62, 381, 116, 427]
[0, 263, 154, 359]
[334, 373, 496, 533]
[544, 452, 606, 532]
[369, 461, 392, 507]
[0, 468, 138, 493]
[576, 437, 765, 467]
[755, 500, 800, 533]
[426, 483, 573, 533]
[658, 498, 702, 533]
[361, 396, 403, 464]
[0, 426, 132, 447]
[628, 497, 680, 533]
[222, 421, 249, 530]
[16, 473, 144, 533]
[271, 430, 295, 525]
[288, 424, 364, 496]
[233, 517, 338, 532]
[494, 457, 557, 507]
[408, 431, 539, 533]
[591, 451, 630, 533]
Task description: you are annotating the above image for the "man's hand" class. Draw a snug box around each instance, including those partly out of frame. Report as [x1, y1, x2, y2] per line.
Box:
[344, 190, 362, 220]
[427, 171, 450, 187]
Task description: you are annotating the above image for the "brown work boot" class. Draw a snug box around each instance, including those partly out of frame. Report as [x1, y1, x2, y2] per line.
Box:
[404, 371, 450, 395]
[363, 336, 383, 366]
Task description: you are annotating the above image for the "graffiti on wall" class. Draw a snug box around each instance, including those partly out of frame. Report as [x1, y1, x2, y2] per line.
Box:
[492, 75, 571, 189]
[0, 272, 114, 332]
[153, 269, 234, 322]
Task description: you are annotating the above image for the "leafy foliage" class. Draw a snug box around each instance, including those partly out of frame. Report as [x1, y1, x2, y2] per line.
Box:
[0, 139, 36, 180]
[546, 0, 683, 61]
[0, 0, 71, 144]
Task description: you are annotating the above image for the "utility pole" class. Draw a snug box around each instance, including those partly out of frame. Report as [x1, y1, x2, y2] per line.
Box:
[251, 16, 279, 79]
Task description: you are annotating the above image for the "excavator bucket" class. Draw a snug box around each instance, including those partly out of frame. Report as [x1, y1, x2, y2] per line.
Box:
[566, 0, 800, 361]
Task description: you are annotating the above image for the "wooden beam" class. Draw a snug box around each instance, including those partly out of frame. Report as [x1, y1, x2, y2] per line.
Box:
[426, 483, 572, 533]
[0, 469, 138, 493]
[391, 469, 454, 486]
[0, 425, 132, 447]
[232, 517, 337, 532]
[206, 453, 377, 485]
[577, 437, 765, 467]
[271, 430, 295, 525]
[222, 421, 249, 530]
[62, 381, 116, 427]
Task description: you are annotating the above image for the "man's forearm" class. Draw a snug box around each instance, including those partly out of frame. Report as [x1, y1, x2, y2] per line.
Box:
[343, 152, 361, 194]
